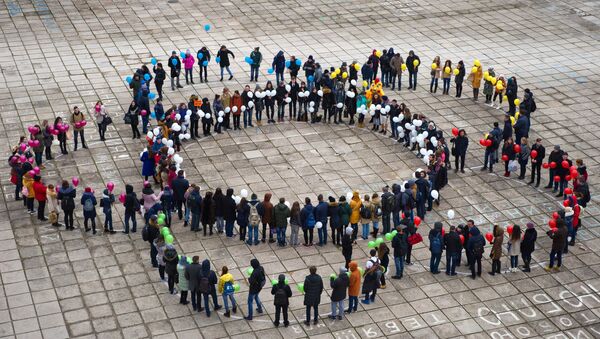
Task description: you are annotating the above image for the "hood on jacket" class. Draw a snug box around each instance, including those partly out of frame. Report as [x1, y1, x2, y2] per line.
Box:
[352, 191, 360, 201]
[61, 186, 75, 195]
[329, 201, 338, 207]
[470, 226, 480, 236]
[349, 261, 358, 271]
[275, 203, 287, 212]
[226, 188, 234, 197]
[126, 184, 133, 194]
[201, 259, 210, 274]
[179, 256, 188, 265]
[264, 193, 272, 202]
[278, 274, 286, 284]
[434, 221, 443, 232]
[103, 189, 109, 196]
[388, 48, 395, 55]
[276, 51, 284, 58]
[392, 183, 401, 194]
[250, 258, 260, 269]
[142, 186, 154, 195]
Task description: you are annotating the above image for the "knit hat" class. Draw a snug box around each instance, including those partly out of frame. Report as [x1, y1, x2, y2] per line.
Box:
[85, 187, 92, 193]
[328, 196, 335, 202]
[339, 267, 348, 275]
[526, 222, 535, 229]
[345, 226, 353, 235]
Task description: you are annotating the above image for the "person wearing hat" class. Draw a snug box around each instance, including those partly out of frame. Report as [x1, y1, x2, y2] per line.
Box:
[81, 187, 97, 234]
[520, 223, 537, 272]
[342, 226, 354, 268]
[250, 47, 262, 82]
[167, 51, 182, 90]
[100, 188, 115, 233]
[563, 207, 574, 253]
[329, 267, 349, 320]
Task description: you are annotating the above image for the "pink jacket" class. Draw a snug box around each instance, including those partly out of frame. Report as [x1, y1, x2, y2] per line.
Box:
[142, 192, 163, 211]
[184, 55, 195, 69]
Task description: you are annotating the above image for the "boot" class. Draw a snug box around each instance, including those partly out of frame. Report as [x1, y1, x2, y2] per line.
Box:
[224, 311, 230, 318]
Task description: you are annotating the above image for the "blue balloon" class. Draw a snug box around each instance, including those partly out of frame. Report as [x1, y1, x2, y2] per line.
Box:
[202, 60, 208, 67]
[144, 74, 151, 81]
[308, 75, 314, 82]
[204, 24, 211, 32]
[295, 59, 301, 66]
[285, 60, 291, 68]
[267, 68, 274, 74]
[180, 51, 186, 58]
[197, 52, 203, 59]
[171, 58, 178, 66]
[150, 111, 156, 119]
[215, 57, 221, 63]
[245, 56, 253, 65]
[151, 58, 157, 65]
[125, 76, 132, 84]
[149, 93, 156, 100]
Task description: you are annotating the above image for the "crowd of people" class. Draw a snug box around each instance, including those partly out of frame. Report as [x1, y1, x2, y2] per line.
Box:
[6, 45, 593, 324]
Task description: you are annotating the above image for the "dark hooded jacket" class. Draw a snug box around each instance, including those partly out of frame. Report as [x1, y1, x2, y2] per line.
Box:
[272, 51, 285, 73]
[521, 227, 537, 255]
[185, 261, 202, 292]
[330, 270, 349, 302]
[271, 274, 292, 306]
[392, 231, 408, 257]
[444, 230, 462, 254]
[303, 272, 323, 306]
[57, 186, 76, 211]
[392, 184, 402, 213]
[224, 188, 236, 222]
[171, 175, 189, 202]
[124, 184, 138, 213]
[466, 226, 485, 258]
[328, 201, 340, 228]
[273, 202, 290, 228]
[314, 200, 328, 224]
[201, 195, 215, 225]
[200, 259, 218, 293]
[163, 245, 178, 275]
[248, 259, 265, 294]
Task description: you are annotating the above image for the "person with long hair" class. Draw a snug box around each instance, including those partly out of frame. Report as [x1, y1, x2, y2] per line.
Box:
[508, 225, 522, 272]
[454, 60, 465, 98]
[377, 242, 390, 288]
[429, 56, 441, 93]
[441, 60, 452, 94]
[289, 201, 301, 247]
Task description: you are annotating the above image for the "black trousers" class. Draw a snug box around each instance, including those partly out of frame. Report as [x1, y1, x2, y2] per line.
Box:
[131, 122, 140, 138]
[470, 256, 482, 277]
[64, 209, 74, 228]
[190, 119, 199, 138]
[531, 162, 542, 184]
[233, 115, 240, 129]
[44, 145, 52, 160]
[156, 82, 163, 100]
[454, 154, 465, 171]
[274, 305, 288, 325]
[456, 82, 463, 97]
[288, 100, 297, 118]
[303, 228, 313, 244]
[37, 200, 46, 220]
[491, 259, 501, 273]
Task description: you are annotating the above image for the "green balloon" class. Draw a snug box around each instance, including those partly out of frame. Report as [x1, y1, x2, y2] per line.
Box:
[160, 227, 170, 236]
[368, 241, 376, 248]
[385, 233, 393, 240]
[297, 283, 304, 293]
[158, 212, 166, 219]
[330, 273, 337, 279]
[346, 271, 351, 277]
[186, 257, 192, 264]
[392, 230, 398, 236]
[165, 234, 174, 244]
[358, 267, 365, 276]
[376, 237, 384, 245]
[246, 267, 254, 276]
[284, 278, 289, 285]
[233, 283, 240, 292]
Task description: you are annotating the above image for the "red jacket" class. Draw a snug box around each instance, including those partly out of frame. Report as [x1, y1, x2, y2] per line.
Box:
[32, 181, 47, 201]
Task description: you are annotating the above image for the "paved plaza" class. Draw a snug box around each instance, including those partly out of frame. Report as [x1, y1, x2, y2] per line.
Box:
[1, 0, 600, 338]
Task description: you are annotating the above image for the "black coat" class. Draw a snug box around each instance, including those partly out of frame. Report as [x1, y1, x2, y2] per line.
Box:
[531, 144, 546, 163]
[248, 262, 265, 294]
[391, 232, 408, 257]
[185, 263, 202, 292]
[217, 49, 234, 67]
[453, 136, 469, 156]
[444, 231, 462, 254]
[342, 234, 353, 257]
[224, 195, 236, 222]
[330, 274, 349, 302]
[163, 247, 178, 275]
[303, 273, 323, 306]
[520, 228, 537, 254]
[271, 283, 292, 306]
[168, 56, 181, 77]
[171, 176, 189, 201]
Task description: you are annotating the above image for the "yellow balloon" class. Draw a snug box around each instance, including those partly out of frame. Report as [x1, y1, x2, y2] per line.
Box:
[491, 77, 497, 85]
[515, 111, 520, 120]
[342, 72, 348, 79]
[376, 50, 382, 58]
[330, 73, 336, 79]
[335, 68, 341, 74]
[503, 95, 508, 101]
[471, 66, 478, 73]
[514, 99, 520, 106]
[354, 64, 360, 71]
[431, 63, 437, 70]
[362, 80, 368, 87]
[444, 67, 451, 74]
[483, 71, 489, 78]
[401, 64, 407, 71]
[413, 60, 419, 67]
[510, 116, 515, 125]
[453, 68, 459, 75]
[484, 133, 489, 139]
[496, 82, 504, 90]
[484, 75, 490, 82]
[474, 59, 481, 67]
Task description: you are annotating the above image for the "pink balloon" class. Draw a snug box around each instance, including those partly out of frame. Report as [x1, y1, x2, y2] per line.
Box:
[28, 157, 34, 164]
[118, 193, 126, 203]
[107, 182, 114, 192]
[72, 177, 79, 187]
[28, 170, 35, 177]
[143, 180, 149, 187]
[33, 167, 40, 174]
[19, 144, 27, 152]
[81, 121, 87, 126]
[140, 110, 147, 117]
[33, 140, 40, 147]
[19, 155, 26, 162]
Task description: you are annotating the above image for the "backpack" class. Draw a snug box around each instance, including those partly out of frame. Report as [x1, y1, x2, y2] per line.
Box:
[198, 274, 210, 294]
[249, 204, 260, 226]
[360, 205, 372, 219]
[369, 259, 383, 286]
[431, 234, 442, 254]
[274, 286, 287, 306]
[223, 281, 234, 295]
[142, 225, 150, 241]
[306, 212, 316, 228]
[473, 241, 484, 259]
[63, 195, 75, 211]
[83, 197, 94, 212]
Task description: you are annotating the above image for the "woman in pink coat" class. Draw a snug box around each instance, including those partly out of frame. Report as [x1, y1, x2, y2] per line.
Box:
[141, 182, 163, 212]
[183, 49, 195, 85]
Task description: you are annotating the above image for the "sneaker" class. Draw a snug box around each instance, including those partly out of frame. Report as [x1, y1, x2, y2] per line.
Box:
[244, 316, 253, 321]
[337, 316, 342, 320]
[361, 299, 370, 304]
[232, 306, 237, 313]
[544, 266, 552, 272]
[215, 305, 222, 311]
[273, 321, 279, 327]
[224, 311, 230, 318]
[328, 315, 336, 320]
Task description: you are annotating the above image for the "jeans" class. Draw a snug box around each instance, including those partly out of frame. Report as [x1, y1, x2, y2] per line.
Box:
[73, 130, 86, 149]
[222, 293, 236, 312]
[361, 223, 370, 239]
[150, 244, 158, 267]
[442, 78, 450, 93]
[184, 203, 190, 223]
[510, 255, 518, 268]
[124, 211, 136, 233]
[185, 68, 193, 83]
[408, 71, 418, 88]
[290, 225, 300, 246]
[351, 223, 358, 241]
[277, 227, 286, 245]
[430, 252, 442, 273]
[348, 296, 358, 312]
[34, 152, 43, 166]
[429, 77, 438, 92]
[191, 290, 199, 310]
[372, 221, 379, 235]
[519, 159, 528, 178]
[191, 213, 200, 231]
[243, 109, 253, 127]
[445, 252, 459, 274]
[394, 255, 405, 277]
[275, 72, 284, 84]
[220, 66, 233, 79]
[470, 256, 482, 277]
[98, 121, 107, 139]
[549, 249, 562, 268]
[225, 220, 234, 237]
[216, 217, 224, 233]
[104, 212, 113, 230]
[390, 73, 402, 90]
[250, 65, 259, 81]
[247, 293, 262, 318]
[392, 212, 400, 228]
[84, 215, 96, 232]
[303, 228, 313, 244]
[484, 149, 495, 169]
[331, 300, 344, 318]
[305, 305, 318, 322]
[318, 222, 327, 245]
[247, 225, 259, 244]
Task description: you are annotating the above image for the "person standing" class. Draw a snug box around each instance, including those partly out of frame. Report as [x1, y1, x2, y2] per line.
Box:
[359, 195, 373, 240]
[188, 186, 202, 232]
[303, 266, 323, 325]
[380, 186, 394, 234]
[244, 259, 265, 321]
[70, 106, 87, 150]
[349, 191, 361, 241]
[236, 197, 250, 242]
[289, 201, 301, 247]
[314, 194, 328, 246]
[329, 267, 349, 320]
[466, 226, 485, 279]
[451, 129, 468, 173]
[223, 188, 236, 237]
[272, 51, 286, 84]
[429, 56, 441, 93]
[391, 225, 408, 279]
[57, 180, 76, 230]
[185, 256, 202, 312]
[454, 60, 465, 97]
[489, 225, 504, 275]
[507, 225, 522, 272]
[41, 120, 53, 160]
[198, 259, 221, 317]
[506, 76, 518, 115]
[406, 50, 420, 90]
[502, 138, 516, 177]
[468, 62, 483, 101]
[328, 197, 340, 246]
[545, 145, 564, 191]
[273, 198, 290, 246]
[444, 225, 461, 276]
[143, 216, 160, 267]
[183, 49, 195, 85]
[441, 60, 452, 94]
[271, 274, 292, 327]
[377, 242, 390, 288]
[300, 197, 316, 246]
[529, 138, 546, 187]
[32, 176, 47, 221]
[218, 266, 237, 317]
[250, 47, 262, 82]
[46, 184, 60, 227]
[545, 218, 567, 272]
[197, 47, 210, 83]
[346, 261, 360, 313]
[517, 138, 531, 180]
[177, 256, 190, 305]
[81, 187, 97, 234]
[171, 170, 189, 222]
[217, 45, 235, 81]
[100, 189, 115, 233]
[520, 222, 537, 272]
[153, 63, 166, 100]
[428, 222, 443, 274]
[163, 245, 178, 294]
[362, 251, 380, 304]
[168, 51, 182, 90]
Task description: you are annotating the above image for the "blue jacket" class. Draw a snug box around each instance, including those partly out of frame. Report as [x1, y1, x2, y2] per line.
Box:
[81, 192, 97, 217]
[160, 187, 173, 211]
[140, 151, 155, 177]
[272, 51, 285, 72]
[466, 226, 485, 256]
[328, 202, 340, 228]
[300, 204, 315, 228]
[314, 201, 328, 224]
[171, 176, 189, 201]
[101, 190, 114, 214]
[154, 103, 164, 121]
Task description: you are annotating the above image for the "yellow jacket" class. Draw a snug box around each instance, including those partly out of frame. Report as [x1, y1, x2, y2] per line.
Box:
[349, 191, 362, 224]
[22, 175, 34, 198]
[218, 273, 234, 294]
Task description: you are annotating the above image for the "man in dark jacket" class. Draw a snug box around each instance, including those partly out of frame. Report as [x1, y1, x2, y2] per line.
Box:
[546, 218, 568, 272]
[271, 274, 292, 327]
[328, 197, 341, 245]
[329, 267, 349, 320]
[391, 225, 408, 279]
[217, 45, 235, 81]
[314, 194, 329, 246]
[545, 145, 564, 191]
[153, 63, 166, 100]
[198, 259, 220, 317]
[428, 222, 443, 274]
[521, 222, 537, 272]
[361, 62, 373, 84]
[444, 226, 462, 276]
[529, 138, 546, 187]
[406, 50, 420, 90]
[188, 187, 202, 232]
[466, 226, 485, 279]
[167, 51, 182, 90]
[249, 47, 262, 82]
[303, 266, 323, 325]
[185, 256, 202, 311]
[244, 259, 265, 320]
[224, 188, 236, 237]
[273, 198, 290, 246]
[123, 184, 138, 233]
[381, 186, 394, 234]
[163, 245, 178, 294]
[556, 152, 572, 197]
[171, 170, 189, 221]
[513, 115, 528, 144]
[415, 173, 429, 219]
[272, 51, 286, 84]
[391, 183, 402, 227]
[401, 182, 415, 223]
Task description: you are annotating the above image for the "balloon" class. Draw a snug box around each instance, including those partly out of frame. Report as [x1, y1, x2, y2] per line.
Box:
[204, 24, 211, 32]
[246, 267, 254, 276]
[171, 58, 178, 66]
[285, 97, 292, 103]
[342, 72, 348, 79]
[376, 238, 384, 245]
[401, 64, 407, 71]
[336, 103, 343, 109]
[244, 56, 253, 64]
[267, 68, 274, 74]
[106, 182, 114, 192]
[473, 59, 481, 67]
[165, 234, 174, 244]
[362, 81, 368, 87]
[284, 201, 290, 208]
[564, 188, 573, 195]
[452, 127, 459, 136]
[471, 66, 478, 73]
[215, 57, 220, 63]
[202, 60, 209, 66]
[234, 196, 241, 204]
[295, 59, 302, 66]
[459, 235, 465, 245]
[149, 93, 156, 100]
[550, 162, 557, 169]
[316, 222, 323, 229]
[561, 160, 569, 169]
[453, 68, 459, 75]
[542, 162, 549, 169]
[447, 210, 455, 219]
[563, 200, 570, 207]
[317, 90, 323, 97]
[125, 76, 132, 84]
[413, 60, 419, 67]
[565, 175, 572, 181]
[368, 241, 376, 248]
[430, 190, 439, 199]
[330, 273, 337, 279]
[217, 117, 223, 123]
[72, 177, 79, 187]
[33, 166, 40, 175]
[513, 144, 521, 153]
[144, 73, 151, 81]
[485, 232, 493, 243]
[233, 283, 240, 292]
[507, 225, 514, 235]
[502, 155, 509, 162]
[358, 267, 364, 276]
[28, 170, 35, 177]
[180, 51, 186, 58]
[285, 60, 291, 68]
[240, 189, 248, 198]
[548, 219, 557, 228]
[414, 216, 421, 226]
[530, 150, 538, 159]
[392, 230, 398, 236]
[514, 99, 520, 106]
[554, 175, 560, 182]
[271, 279, 278, 286]
[161, 226, 170, 236]
[385, 233, 393, 240]
[118, 193, 126, 203]
[297, 283, 304, 293]
[431, 63, 437, 70]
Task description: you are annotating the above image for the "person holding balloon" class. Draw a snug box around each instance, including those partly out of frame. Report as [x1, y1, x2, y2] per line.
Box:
[507, 225, 522, 272]
[528, 138, 545, 187]
[196, 47, 210, 83]
[466, 226, 485, 279]
[46, 184, 60, 227]
[183, 49, 195, 85]
[271, 274, 292, 327]
[556, 152, 573, 198]
[57, 180, 76, 230]
[123, 184, 139, 234]
[32, 175, 47, 221]
[30, 125, 45, 168]
[468, 60, 483, 101]
[492, 75, 506, 109]
[176, 255, 190, 305]
[450, 129, 468, 173]
[22, 171, 35, 214]
[443, 226, 461, 276]
[429, 56, 441, 93]
[218, 266, 238, 318]
[391, 225, 408, 279]
[244, 258, 265, 321]
[80, 187, 98, 234]
[488, 225, 504, 275]
[100, 188, 115, 233]
[168, 51, 182, 90]
[454, 60, 465, 97]
[406, 50, 420, 90]
[367, 50, 380, 80]
[216, 45, 235, 81]
[53, 117, 69, 154]
[152, 63, 165, 101]
[501, 137, 516, 177]
[441, 60, 452, 95]
[41, 120, 54, 161]
[517, 137, 531, 180]
[70, 106, 87, 150]
[249, 47, 262, 82]
[482, 67, 495, 104]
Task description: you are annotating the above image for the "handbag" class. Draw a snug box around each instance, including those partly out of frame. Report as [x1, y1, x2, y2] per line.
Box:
[103, 116, 113, 126]
[508, 159, 519, 172]
[123, 113, 132, 124]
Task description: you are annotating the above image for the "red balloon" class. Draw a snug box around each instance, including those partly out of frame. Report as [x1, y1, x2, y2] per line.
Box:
[459, 235, 465, 245]
[571, 170, 578, 178]
[563, 200, 570, 207]
[452, 128, 459, 136]
[570, 165, 577, 172]
[542, 163, 549, 169]
[530, 150, 538, 159]
[551, 227, 558, 233]
[565, 175, 572, 181]
[118, 193, 126, 203]
[564, 188, 573, 195]
[479, 139, 486, 146]
[552, 212, 559, 220]
[513, 144, 521, 153]
[485, 139, 492, 147]
[502, 155, 509, 162]
[414, 216, 421, 226]
[485, 232, 493, 244]
[507, 225, 514, 235]
[562, 160, 569, 169]
[550, 162, 557, 169]
[548, 219, 557, 228]
[441, 228, 445, 237]
[554, 175, 560, 182]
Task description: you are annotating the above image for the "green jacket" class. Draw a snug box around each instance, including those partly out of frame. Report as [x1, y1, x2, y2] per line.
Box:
[339, 202, 351, 226]
[273, 203, 290, 228]
[251, 51, 262, 66]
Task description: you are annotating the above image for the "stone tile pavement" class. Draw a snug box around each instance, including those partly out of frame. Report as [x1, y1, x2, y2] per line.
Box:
[1, 0, 600, 338]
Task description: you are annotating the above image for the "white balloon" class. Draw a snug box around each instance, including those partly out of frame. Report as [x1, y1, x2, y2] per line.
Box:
[346, 192, 353, 200]
[184, 133, 191, 140]
[316, 221, 323, 229]
[410, 136, 416, 143]
[241, 105, 246, 112]
[376, 104, 382, 110]
[247, 91, 253, 98]
[398, 132, 405, 138]
[308, 107, 314, 113]
[298, 92, 305, 98]
[146, 131, 153, 138]
[357, 108, 363, 114]
[171, 123, 181, 132]
[393, 117, 400, 123]
[346, 91, 352, 97]
[248, 101, 254, 108]
[304, 91, 309, 97]
[309, 101, 315, 107]
[225, 107, 231, 113]
[205, 114, 212, 119]
[348, 92, 355, 98]
[234, 196, 241, 204]
[285, 97, 292, 103]
[420, 148, 427, 155]
[385, 105, 391, 112]
[178, 134, 185, 140]
[431, 136, 437, 143]
[405, 123, 412, 129]
[415, 120, 423, 127]
[232, 106, 238, 113]
[431, 140, 438, 147]
[350, 79, 357, 86]
[369, 104, 375, 111]
[161, 137, 168, 144]
[217, 117, 223, 123]
[447, 210, 455, 219]
[176, 114, 181, 120]
[186, 109, 191, 115]
[167, 148, 175, 155]
[167, 140, 174, 147]
[396, 126, 402, 132]
[411, 130, 418, 137]
[418, 140, 425, 148]
[336, 103, 343, 108]
[431, 190, 439, 199]
[240, 189, 248, 198]
[284, 201, 290, 208]
[317, 90, 323, 97]
[285, 84, 291, 92]
[199, 112, 206, 119]
[218, 111, 224, 117]
[270, 90, 277, 96]
[185, 115, 191, 121]
[422, 131, 429, 138]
